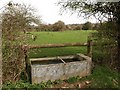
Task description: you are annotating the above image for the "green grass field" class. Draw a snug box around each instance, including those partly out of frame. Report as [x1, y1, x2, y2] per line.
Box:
[28, 30, 94, 44]
[28, 30, 94, 58]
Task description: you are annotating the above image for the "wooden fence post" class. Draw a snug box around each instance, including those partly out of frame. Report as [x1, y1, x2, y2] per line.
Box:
[23, 45, 31, 82]
[22, 45, 31, 82]
[87, 35, 92, 57]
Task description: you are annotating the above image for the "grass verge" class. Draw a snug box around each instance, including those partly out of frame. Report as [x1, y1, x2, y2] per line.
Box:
[3, 65, 119, 89]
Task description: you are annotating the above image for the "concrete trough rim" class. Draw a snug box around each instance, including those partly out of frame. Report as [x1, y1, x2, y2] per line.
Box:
[30, 61, 88, 67]
[30, 53, 91, 62]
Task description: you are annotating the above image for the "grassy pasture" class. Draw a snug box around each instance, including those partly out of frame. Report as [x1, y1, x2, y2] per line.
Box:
[28, 30, 95, 58]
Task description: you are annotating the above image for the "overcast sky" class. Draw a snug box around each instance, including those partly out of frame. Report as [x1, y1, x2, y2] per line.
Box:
[0, 0, 97, 24]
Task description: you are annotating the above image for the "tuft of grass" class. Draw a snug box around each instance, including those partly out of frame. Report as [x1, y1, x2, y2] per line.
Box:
[67, 76, 80, 84]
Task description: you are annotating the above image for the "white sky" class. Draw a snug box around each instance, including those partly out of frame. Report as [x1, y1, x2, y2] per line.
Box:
[0, 0, 97, 24]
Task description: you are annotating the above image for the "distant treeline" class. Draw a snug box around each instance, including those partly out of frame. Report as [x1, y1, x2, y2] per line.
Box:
[30, 20, 101, 32]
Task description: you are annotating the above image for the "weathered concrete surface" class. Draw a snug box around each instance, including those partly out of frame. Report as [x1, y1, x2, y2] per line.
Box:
[30, 54, 92, 84]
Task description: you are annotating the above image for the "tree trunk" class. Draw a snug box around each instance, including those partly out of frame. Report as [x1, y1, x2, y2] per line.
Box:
[0, 32, 1, 88]
[116, 17, 120, 72]
[116, 7, 120, 72]
[117, 28, 120, 72]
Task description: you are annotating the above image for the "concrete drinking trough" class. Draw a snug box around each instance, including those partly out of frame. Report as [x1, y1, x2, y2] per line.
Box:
[30, 54, 92, 84]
